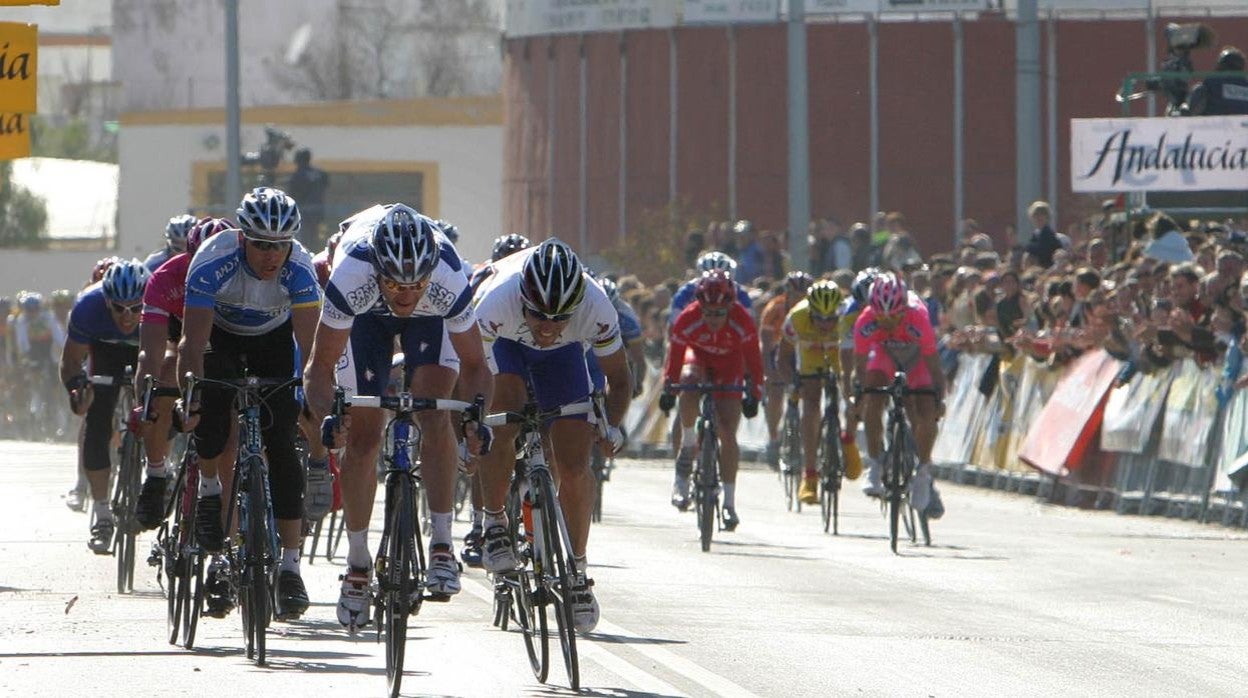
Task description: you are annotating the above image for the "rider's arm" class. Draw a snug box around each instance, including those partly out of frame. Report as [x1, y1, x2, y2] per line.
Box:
[624, 337, 646, 390]
[449, 323, 493, 411]
[597, 346, 633, 426]
[59, 338, 89, 387]
[290, 303, 320, 375]
[663, 310, 691, 385]
[735, 306, 766, 400]
[303, 322, 349, 419]
[136, 322, 169, 393]
[177, 305, 213, 381]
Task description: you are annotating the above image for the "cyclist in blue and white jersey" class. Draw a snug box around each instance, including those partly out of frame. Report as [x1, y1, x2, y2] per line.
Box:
[474, 239, 632, 633]
[597, 276, 646, 397]
[178, 187, 321, 620]
[144, 213, 198, 273]
[667, 251, 752, 324]
[303, 203, 493, 629]
[59, 260, 149, 553]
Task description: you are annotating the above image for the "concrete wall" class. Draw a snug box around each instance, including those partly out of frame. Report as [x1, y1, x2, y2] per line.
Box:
[117, 96, 504, 263]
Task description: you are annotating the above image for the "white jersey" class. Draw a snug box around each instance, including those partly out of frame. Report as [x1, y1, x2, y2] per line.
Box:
[474, 250, 622, 370]
[320, 205, 475, 334]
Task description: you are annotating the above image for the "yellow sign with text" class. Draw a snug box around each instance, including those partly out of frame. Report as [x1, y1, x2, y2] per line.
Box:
[0, 113, 30, 160]
[0, 22, 36, 113]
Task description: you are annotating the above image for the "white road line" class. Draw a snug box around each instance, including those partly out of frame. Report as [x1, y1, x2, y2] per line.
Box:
[1149, 594, 1194, 606]
[591, 616, 763, 698]
[460, 576, 686, 696]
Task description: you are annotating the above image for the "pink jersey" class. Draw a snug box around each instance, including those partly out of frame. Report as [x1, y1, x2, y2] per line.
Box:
[141, 252, 191, 325]
[853, 300, 937, 366]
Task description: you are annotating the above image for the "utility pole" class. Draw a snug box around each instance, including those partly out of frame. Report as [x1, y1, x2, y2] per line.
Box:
[225, 0, 242, 215]
[787, 0, 810, 272]
[1015, 0, 1042, 243]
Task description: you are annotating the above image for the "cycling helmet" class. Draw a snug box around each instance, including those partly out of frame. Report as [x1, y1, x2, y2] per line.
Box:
[869, 273, 907, 315]
[696, 251, 737, 275]
[492, 233, 531, 262]
[434, 219, 460, 244]
[733, 219, 755, 238]
[101, 259, 151, 304]
[598, 277, 620, 304]
[695, 269, 735, 306]
[520, 238, 586, 317]
[20, 291, 42, 311]
[91, 256, 122, 284]
[806, 280, 842, 316]
[236, 186, 300, 240]
[370, 204, 440, 284]
[851, 267, 881, 305]
[186, 217, 235, 257]
[785, 271, 814, 294]
[165, 214, 198, 253]
[50, 289, 74, 307]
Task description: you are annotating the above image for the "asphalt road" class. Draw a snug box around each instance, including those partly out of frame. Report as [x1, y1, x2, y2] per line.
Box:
[1, 440, 1246, 697]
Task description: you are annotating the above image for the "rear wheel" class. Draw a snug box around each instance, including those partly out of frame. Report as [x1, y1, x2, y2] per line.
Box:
[239, 458, 270, 665]
[781, 404, 801, 511]
[164, 524, 182, 645]
[697, 425, 717, 553]
[115, 433, 142, 594]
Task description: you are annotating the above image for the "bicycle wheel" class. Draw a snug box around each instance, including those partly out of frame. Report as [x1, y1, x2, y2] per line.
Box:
[886, 446, 903, 555]
[164, 523, 182, 645]
[115, 432, 142, 594]
[507, 480, 548, 682]
[781, 406, 801, 510]
[697, 425, 717, 553]
[182, 551, 204, 648]
[238, 457, 269, 665]
[819, 414, 842, 535]
[590, 446, 605, 524]
[382, 475, 414, 697]
[534, 474, 579, 691]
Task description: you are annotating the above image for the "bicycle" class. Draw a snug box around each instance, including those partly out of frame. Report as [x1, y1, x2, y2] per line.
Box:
[590, 443, 613, 524]
[329, 387, 484, 698]
[666, 383, 745, 552]
[184, 371, 300, 666]
[88, 366, 141, 594]
[489, 397, 605, 692]
[779, 378, 802, 513]
[141, 377, 205, 648]
[809, 370, 844, 535]
[862, 372, 933, 554]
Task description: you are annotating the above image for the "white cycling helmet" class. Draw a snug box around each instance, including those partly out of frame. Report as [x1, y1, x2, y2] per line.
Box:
[236, 187, 301, 240]
[370, 204, 440, 284]
[165, 214, 198, 253]
[696, 251, 737, 275]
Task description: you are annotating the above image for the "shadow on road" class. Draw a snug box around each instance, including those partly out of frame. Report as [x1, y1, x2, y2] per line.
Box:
[521, 685, 683, 698]
[895, 544, 1007, 561]
[584, 631, 684, 647]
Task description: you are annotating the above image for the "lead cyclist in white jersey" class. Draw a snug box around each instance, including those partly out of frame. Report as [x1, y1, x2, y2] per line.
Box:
[304, 203, 493, 629]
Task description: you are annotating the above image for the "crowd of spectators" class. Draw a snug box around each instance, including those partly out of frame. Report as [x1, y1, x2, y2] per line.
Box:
[608, 201, 1248, 405]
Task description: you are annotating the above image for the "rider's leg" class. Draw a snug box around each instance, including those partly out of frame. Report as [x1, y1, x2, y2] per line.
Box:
[799, 377, 822, 477]
[860, 369, 889, 495]
[477, 371, 523, 572]
[548, 419, 596, 557]
[714, 396, 743, 500]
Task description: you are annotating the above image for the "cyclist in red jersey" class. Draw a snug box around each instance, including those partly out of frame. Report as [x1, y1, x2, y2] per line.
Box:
[659, 270, 763, 531]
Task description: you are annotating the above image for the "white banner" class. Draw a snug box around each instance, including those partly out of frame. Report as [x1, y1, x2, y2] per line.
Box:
[684, 0, 781, 23]
[505, 0, 678, 38]
[1071, 116, 1248, 193]
[806, 0, 880, 13]
[878, 0, 986, 11]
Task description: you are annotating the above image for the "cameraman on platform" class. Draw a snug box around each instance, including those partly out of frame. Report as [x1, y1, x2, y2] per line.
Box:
[1184, 47, 1248, 116]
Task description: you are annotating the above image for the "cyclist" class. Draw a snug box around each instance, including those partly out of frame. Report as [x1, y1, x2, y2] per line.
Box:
[760, 271, 813, 467]
[847, 274, 945, 518]
[144, 214, 198, 273]
[132, 217, 233, 530]
[50, 289, 74, 329]
[659, 270, 763, 530]
[304, 203, 493, 629]
[179, 187, 321, 620]
[473, 238, 631, 633]
[458, 232, 533, 566]
[838, 268, 880, 404]
[435, 218, 471, 269]
[597, 276, 646, 398]
[59, 260, 149, 553]
[15, 292, 68, 441]
[778, 279, 846, 505]
[667, 251, 752, 323]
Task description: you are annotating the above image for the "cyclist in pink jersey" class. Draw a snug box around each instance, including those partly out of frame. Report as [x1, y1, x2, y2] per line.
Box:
[134, 218, 234, 530]
[848, 273, 945, 518]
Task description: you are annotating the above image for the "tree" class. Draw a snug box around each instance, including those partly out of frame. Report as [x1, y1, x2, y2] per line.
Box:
[0, 162, 49, 248]
[601, 199, 722, 286]
[269, 0, 500, 101]
[30, 116, 117, 163]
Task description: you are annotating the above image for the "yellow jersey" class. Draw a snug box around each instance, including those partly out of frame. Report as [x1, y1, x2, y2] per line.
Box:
[781, 299, 841, 376]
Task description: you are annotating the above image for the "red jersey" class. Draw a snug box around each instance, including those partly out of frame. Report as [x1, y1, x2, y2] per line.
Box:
[140, 252, 191, 325]
[665, 301, 764, 398]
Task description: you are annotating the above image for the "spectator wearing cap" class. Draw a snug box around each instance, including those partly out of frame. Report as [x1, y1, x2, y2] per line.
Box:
[1024, 201, 1062, 268]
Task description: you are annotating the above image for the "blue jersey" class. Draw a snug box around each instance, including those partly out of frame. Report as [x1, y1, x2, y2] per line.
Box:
[185, 231, 321, 336]
[68, 283, 139, 347]
[614, 298, 642, 343]
[669, 279, 751, 324]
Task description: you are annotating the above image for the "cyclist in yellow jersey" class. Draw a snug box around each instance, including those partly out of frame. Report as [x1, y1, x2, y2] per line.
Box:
[759, 272, 813, 468]
[779, 280, 844, 504]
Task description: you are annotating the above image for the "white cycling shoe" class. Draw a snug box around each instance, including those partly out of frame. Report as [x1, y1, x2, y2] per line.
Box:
[337, 564, 374, 630]
[425, 545, 462, 598]
[910, 464, 933, 512]
[862, 458, 884, 497]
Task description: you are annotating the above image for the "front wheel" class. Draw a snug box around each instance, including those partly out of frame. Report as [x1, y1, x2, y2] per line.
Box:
[239, 458, 270, 666]
[115, 432, 142, 594]
[697, 426, 718, 553]
[382, 477, 416, 698]
[536, 475, 579, 691]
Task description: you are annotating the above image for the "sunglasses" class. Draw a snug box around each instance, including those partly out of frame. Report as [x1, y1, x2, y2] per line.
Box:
[378, 276, 430, 294]
[702, 307, 729, 318]
[524, 307, 574, 323]
[111, 301, 143, 315]
[245, 237, 292, 252]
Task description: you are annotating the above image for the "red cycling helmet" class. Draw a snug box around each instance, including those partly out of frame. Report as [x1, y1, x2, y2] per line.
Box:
[91, 256, 122, 284]
[186, 217, 236, 257]
[695, 269, 735, 307]
[869, 273, 908, 315]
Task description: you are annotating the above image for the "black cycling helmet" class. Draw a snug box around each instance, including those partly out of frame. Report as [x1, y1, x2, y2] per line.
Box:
[492, 233, 532, 262]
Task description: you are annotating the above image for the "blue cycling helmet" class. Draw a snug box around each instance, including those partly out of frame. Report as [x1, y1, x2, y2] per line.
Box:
[20, 291, 42, 311]
[236, 187, 300, 240]
[101, 259, 150, 304]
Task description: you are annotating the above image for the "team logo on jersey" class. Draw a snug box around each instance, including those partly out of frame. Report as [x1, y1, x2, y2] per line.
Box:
[425, 283, 455, 313]
[480, 319, 504, 338]
[596, 322, 611, 337]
